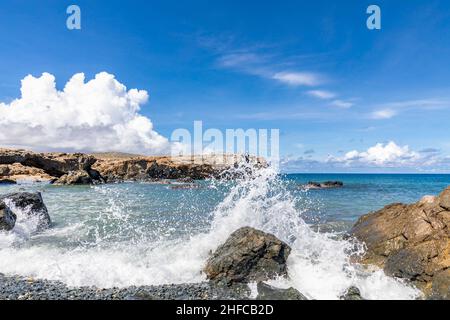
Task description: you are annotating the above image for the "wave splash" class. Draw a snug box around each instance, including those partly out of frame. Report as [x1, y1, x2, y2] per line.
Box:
[0, 164, 420, 299]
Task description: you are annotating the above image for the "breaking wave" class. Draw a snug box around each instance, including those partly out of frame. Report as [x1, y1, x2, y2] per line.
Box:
[0, 164, 420, 299]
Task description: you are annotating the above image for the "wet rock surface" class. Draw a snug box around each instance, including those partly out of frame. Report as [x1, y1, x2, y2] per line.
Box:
[204, 227, 291, 285]
[351, 186, 450, 299]
[0, 201, 16, 231]
[0, 192, 51, 230]
[339, 286, 364, 300]
[256, 282, 307, 300]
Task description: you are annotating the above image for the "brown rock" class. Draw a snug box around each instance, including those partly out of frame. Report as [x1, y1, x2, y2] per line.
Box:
[204, 227, 291, 285]
[54, 171, 93, 185]
[439, 187, 450, 210]
[351, 186, 450, 299]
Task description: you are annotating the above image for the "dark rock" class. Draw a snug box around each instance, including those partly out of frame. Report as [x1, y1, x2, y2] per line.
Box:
[305, 181, 343, 189]
[339, 286, 364, 300]
[0, 179, 16, 185]
[0, 201, 16, 231]
[204, 227, 291, 285]
[0, 192, 51, 230]
[256, 282, 307, 300]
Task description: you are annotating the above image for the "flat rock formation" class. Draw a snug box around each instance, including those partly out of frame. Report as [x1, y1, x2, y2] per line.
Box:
[351, 186, 450, 299]
[0, 148, 266, 185]
[204, 227, 291, 285]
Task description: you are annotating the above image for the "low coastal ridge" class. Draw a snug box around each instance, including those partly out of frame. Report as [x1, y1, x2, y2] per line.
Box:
[0, 148, 266, 185]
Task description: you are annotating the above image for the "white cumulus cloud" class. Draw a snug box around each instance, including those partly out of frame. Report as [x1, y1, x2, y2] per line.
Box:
[340, 141, 420, 166]
[0, 72, 171, 154]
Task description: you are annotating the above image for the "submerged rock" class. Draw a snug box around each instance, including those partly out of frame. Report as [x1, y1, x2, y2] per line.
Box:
[204, 227, 291, 285]
[305, 181, 343, 189]
[0, 179, 16, 185]
[351, 186, 450, 299]
[0, 201, 16, 231]
[339, 286, 364, 300]
[0, 192, 51, 230]
[256, 282, 307, 300]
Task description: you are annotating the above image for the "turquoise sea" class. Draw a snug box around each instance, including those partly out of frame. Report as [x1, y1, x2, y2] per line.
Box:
[0, 170, 448, 299]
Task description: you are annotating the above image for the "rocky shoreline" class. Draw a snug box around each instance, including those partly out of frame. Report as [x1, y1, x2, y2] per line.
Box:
[0, 148, 266, 185]
[0, 188, 449, 300]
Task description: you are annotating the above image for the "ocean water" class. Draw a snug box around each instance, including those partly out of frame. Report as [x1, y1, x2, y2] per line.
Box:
[1, 167, 449, 299]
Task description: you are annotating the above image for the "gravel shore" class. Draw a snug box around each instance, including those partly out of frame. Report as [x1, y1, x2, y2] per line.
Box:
[0, 274, 250, 300]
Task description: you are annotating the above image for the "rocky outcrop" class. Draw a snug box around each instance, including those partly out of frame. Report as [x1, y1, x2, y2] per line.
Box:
[0, 192, 51, 230]
[0, 201, 16, 231]
[1, 148, 266, 185]
[351, 187, 450, 299]
[256, 282, 307, 300]
[305, 181, 343, 189]
[0, 149, 96, 177]
[204, 227, 291, 285]
[54, 171, 94, 185]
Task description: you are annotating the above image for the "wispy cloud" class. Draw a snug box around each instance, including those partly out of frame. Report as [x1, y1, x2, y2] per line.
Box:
[307, 90, 336, 99]
[371, 108, 397, 119]
[370, 98, 450, 120]
[272, 72, 322, 87]
[331, 99, 354, 108]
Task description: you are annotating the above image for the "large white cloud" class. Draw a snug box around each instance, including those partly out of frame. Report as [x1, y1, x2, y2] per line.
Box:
[340, 141, 420, 166]
[0, 72, 170, 154]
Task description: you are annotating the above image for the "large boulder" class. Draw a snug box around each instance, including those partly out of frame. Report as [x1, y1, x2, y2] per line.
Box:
[204, 227, 291, 285]
[351, 187, 450, 299]
[0, 201, 16, 231]
[0, 192, 51, 230]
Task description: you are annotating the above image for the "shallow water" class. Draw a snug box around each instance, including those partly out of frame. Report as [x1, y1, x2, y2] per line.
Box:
[1, 169, 448, 299]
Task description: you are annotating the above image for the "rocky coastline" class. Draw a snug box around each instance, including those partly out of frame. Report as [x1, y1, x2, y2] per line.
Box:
[0, 187, 448, 299]
[0, 149, 449, 300]
[0, 148, 266, 185]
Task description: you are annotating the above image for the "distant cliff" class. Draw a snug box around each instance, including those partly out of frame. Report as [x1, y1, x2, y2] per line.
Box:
[0, 148, 266, 185]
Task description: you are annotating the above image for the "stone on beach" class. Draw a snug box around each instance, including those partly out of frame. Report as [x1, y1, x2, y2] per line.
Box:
[256, 282, 307, 300]
[204, 227, 291, 285]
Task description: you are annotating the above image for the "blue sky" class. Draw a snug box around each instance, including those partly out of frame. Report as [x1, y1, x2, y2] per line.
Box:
[1, 0, 450, 172]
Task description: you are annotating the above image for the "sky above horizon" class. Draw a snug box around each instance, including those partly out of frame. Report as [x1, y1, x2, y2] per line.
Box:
[1, 0, 450, 172]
